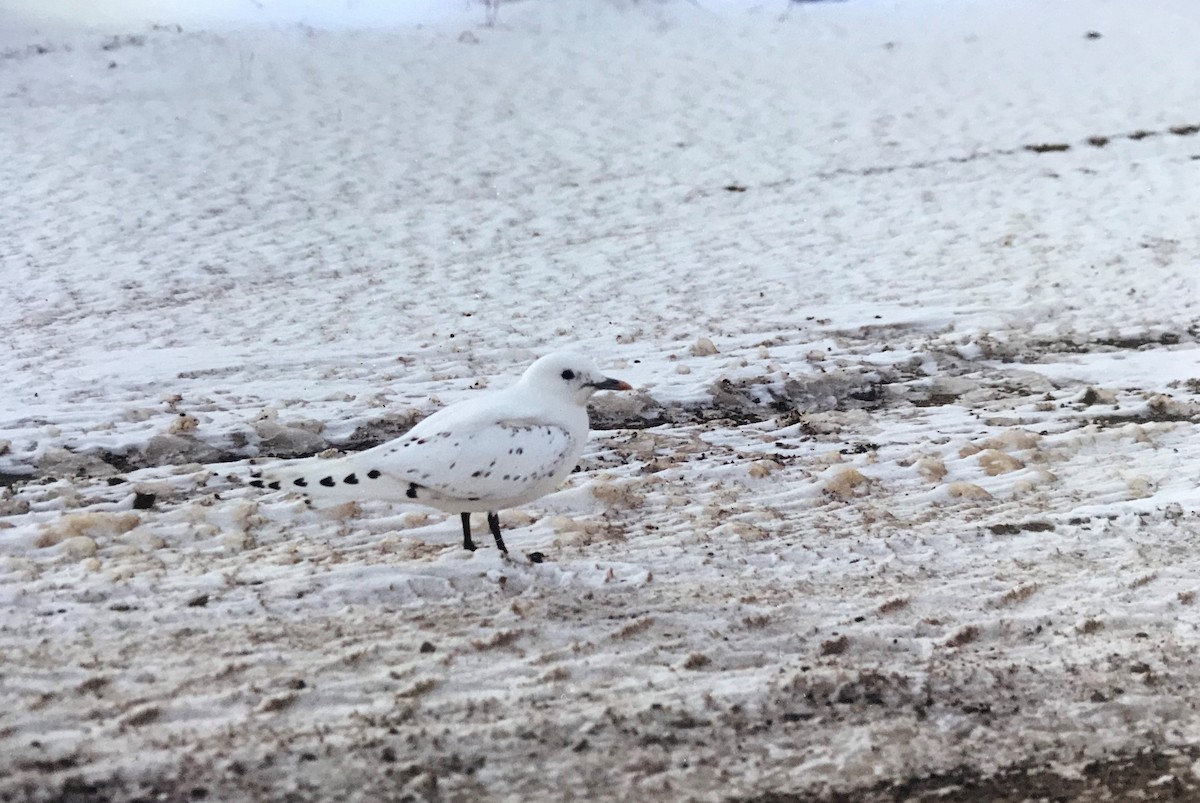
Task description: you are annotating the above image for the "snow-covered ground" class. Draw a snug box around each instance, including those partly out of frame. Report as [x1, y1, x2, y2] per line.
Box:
[2, 0, 1199, 799]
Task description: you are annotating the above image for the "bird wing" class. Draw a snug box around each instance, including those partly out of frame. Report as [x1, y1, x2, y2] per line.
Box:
[249, 418, 579, 506]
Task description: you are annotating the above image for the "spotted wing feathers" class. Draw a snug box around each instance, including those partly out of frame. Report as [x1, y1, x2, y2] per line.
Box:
[248, 457, 415, 504]
[249, 421, 577, 507]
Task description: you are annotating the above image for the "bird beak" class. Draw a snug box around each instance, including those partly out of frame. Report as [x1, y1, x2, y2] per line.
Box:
[590, 377, 633, 391]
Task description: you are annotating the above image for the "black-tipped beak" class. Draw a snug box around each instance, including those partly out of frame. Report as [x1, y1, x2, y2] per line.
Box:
[590, 377, 633, 391]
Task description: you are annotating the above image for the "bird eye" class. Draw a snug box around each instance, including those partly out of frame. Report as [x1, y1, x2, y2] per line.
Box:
[561, 369, 576, 381]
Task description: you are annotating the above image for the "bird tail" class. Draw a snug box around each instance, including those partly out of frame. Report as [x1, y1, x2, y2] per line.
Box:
[247, 456, 391, 504]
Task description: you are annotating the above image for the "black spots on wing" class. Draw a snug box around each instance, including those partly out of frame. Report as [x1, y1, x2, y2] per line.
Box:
[472, 470, 483, 478]
[489, 459, 496, 467]
[344, 473, 359, 484]
[417, 438, 427, 445]
[319, 476, 335, 487]
[367, 470, 381, 479]
[406, 483, 419, 499]
[294, 478, 307, 487]
[268, 481, 281, 490]
[449, 463, 456, 470]
[516, 447, 523, 455]
[439, 432, 451, 439]
[503, 475, 510, 481]
[249, 480, 264, 488]
[468, 496, 480, 502]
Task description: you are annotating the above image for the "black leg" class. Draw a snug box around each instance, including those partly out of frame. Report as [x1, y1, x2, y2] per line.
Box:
[460, 512, 476, 551]
[487, 511, 508, 553]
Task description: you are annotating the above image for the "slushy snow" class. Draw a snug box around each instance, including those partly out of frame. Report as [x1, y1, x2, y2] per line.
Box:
[1, 0, 1199, 800]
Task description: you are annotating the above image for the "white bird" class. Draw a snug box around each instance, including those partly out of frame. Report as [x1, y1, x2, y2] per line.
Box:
[248, 351, 633, 554]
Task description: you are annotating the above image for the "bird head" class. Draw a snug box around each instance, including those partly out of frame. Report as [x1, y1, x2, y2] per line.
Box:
[519, 351, 633, 406]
